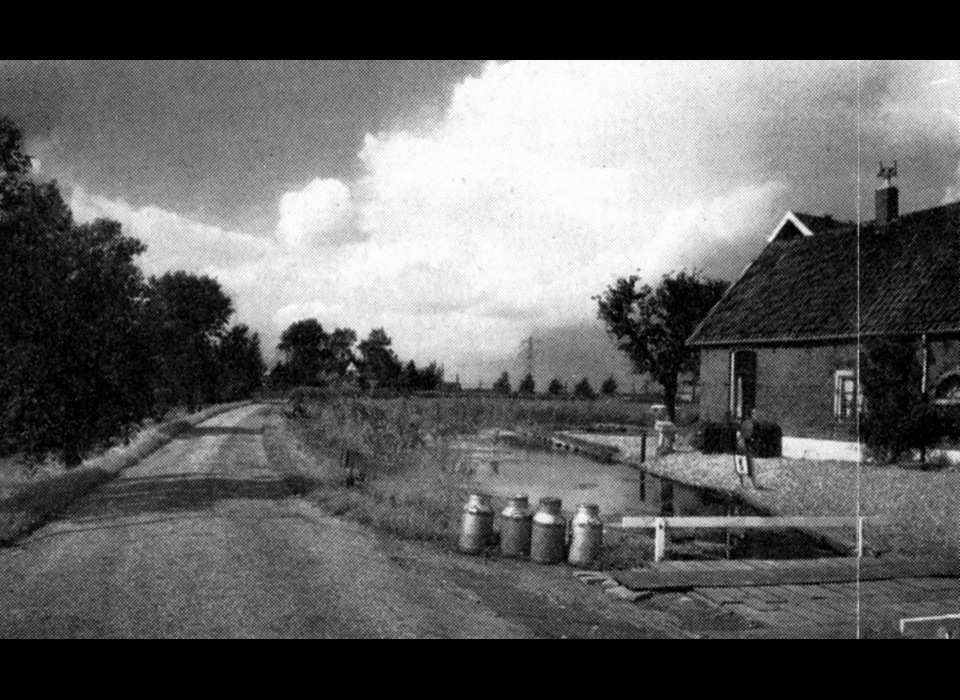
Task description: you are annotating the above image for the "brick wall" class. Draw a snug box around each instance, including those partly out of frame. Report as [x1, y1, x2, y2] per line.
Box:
[698, 343, 858, 440]
[698, 336, 960, 441]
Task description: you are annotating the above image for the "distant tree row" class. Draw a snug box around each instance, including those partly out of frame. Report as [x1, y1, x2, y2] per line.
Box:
[268, 319, 445, 393]
[0, 116, 264, 467]
[487, 372, 619, 400]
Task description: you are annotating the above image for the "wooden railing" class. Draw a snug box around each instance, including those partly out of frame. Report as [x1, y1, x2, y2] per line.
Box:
[616, 515, 875, 561]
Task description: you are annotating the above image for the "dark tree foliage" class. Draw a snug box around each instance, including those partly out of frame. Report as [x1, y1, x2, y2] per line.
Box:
[595, 269, 727, 420]
[398, 360, 420, 392]
[860, 338, 941, 463]
[145, 271, 234, 414]
[547, 378, 565, 396]
[216, 324, 265, 401]
[278, 319, 330, 386]
[573, 377, 597, 400]
[518, 373, 536, 395]
[601, 375, 618, 396]
[1, 118, 153, 465]
[268, 361, 291, 390]
[325, 327, 358, 378]
[356, 328, 402, 389]
[492, 371, 512, 395]
[412, 361, 443, 392]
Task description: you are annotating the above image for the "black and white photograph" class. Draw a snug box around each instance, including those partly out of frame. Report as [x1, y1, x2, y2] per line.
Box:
[1, 59, 959, 638]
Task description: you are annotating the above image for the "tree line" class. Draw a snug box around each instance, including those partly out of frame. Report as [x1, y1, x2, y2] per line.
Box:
[268, 319, 445, 393]
[1, 116, 265, 467]
[486, 372, 619, 400]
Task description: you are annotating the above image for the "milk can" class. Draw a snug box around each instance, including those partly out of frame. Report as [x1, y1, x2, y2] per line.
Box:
[459, 493, 494, 554]
[530, 497, 567, 564]
[568, 504, 603, 567]
[499, 494, 533, 558]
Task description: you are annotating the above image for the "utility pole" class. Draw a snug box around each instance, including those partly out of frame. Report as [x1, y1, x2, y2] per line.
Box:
[517, 335, 538, 381]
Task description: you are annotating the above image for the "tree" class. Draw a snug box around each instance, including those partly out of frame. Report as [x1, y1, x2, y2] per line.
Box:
[357, 328, 402, 389]
[398, 360, 420, 392]
[217, 324, 265, 401]
[325, 327, 357, 378]
[595, 269, 727, 421]
[278, 319, 329, 386]
[860, 339, 941, 463]
[518, 373, 536, 396]
[416, 362, 444, 391]
[547, 378, 565, 396]
[1, 116, 153, 465]
[601, 375, 618, 397]
[146, 271, 234, 413]
[573, 377, 597, 400]
[492, 371, 512, 395]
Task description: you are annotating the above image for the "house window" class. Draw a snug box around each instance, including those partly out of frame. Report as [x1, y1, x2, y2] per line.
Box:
[834, 370, 859, 420]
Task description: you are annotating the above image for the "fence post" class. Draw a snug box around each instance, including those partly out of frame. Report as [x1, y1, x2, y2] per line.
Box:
[640, 432, 647, 464]
[653, 517, 667, 562]
[856, 516, 864, 559]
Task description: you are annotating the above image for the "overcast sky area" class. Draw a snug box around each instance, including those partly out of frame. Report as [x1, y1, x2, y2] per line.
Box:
[3, 60, 960, 387]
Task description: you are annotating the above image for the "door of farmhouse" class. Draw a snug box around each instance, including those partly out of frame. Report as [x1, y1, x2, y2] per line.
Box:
[730, 350, 756, 420]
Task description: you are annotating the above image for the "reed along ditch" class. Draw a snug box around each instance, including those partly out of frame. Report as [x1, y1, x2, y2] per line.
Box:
[472, 432, 843, 562]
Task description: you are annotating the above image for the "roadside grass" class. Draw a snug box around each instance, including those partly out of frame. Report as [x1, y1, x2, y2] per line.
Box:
[0, 402, 253, 545]
[271, 396, 662, 566]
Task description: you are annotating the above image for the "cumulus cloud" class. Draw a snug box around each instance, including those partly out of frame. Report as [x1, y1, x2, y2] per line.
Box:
[70, 187, 274, 272]
[275, 177, 359, 248]
[63, 61, 960, 383]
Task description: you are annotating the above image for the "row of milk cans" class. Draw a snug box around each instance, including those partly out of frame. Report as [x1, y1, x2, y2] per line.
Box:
[459, 493, 603, 566]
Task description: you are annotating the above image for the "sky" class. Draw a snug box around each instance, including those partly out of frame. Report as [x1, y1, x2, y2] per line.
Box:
[3, 60, 960, 387]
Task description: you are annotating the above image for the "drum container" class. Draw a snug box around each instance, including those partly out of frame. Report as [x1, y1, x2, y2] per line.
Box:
[530, 497, 566, 564]
[459, 493, 494, 554]
[568, 504, 603, 567]
[499, 494, 533, 558]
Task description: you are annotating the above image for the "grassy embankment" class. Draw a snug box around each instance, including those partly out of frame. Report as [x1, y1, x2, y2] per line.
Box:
[0, 401, 252, 544]
[272, 395, 676, 567]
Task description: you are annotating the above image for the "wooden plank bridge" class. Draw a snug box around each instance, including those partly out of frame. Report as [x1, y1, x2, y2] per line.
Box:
[611, 557, 960, 638]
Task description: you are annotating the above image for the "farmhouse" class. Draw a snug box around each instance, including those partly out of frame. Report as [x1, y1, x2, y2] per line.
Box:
[688, 166, 960, 461]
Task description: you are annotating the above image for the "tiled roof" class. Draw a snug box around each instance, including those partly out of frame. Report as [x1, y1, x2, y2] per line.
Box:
[688, 201, 960, 346]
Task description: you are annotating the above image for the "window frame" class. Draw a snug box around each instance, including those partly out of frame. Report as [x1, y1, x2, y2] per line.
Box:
[834, 369, 859, 421]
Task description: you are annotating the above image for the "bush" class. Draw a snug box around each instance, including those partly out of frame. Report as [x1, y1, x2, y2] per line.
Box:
[693, 420, 781, 457]
[860, 339, 944, 463]
[695, 422, 738, 454]
[750, 422, 782, 458]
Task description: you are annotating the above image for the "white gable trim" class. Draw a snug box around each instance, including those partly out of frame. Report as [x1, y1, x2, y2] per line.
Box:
[767, 211, 817, 242]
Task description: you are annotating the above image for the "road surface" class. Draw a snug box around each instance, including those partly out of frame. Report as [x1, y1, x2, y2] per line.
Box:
[0, 404, 683, 638]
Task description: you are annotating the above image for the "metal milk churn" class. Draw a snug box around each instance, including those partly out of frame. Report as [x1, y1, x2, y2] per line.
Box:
[530, 497, 567, 564]
[568, 504, 603, 567]
[499, 494, 533, 558]
[459, 493, 494, 554]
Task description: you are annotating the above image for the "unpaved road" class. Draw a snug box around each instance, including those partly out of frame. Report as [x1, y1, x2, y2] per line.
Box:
[0, 404, 692, 639]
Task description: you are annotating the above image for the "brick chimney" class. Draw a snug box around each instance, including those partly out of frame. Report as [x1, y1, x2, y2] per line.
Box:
[876, 160, 899, 224]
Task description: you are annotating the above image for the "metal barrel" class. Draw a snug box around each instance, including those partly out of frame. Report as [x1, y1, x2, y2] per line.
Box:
[499, 494, 532, 558]
[568, 504, 603, 567]
[530, 497, 566, 564]
[459, 493, 494, 554]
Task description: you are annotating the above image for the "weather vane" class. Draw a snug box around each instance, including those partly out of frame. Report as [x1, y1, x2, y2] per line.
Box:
[878, 160, 898, 187]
